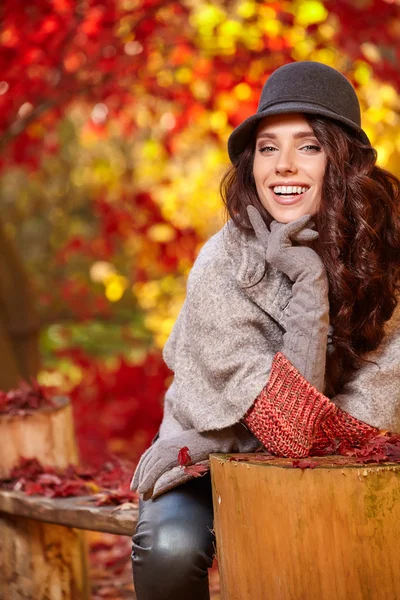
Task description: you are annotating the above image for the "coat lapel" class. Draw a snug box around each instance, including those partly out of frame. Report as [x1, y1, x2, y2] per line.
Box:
[223, 221, 293, 329]
[239, 264, 293, 329]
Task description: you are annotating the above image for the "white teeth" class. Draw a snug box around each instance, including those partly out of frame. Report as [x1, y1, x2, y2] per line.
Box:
[272, 185, 308, 195]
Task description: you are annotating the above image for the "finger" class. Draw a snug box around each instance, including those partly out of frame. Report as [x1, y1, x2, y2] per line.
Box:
[130, 471, 139, 491]
[269, 216, 316, 248]
[131, 453, 148, 490]
[247, 206, 270, 243]
[285, 214, 315, 236]
[269, 219, 293, 247]
[135, 444, 159, 481]
[137, 455, 177, 496]
[131, 461, 146, 491]
[142, 487, 155, 501]
[293, 229, 319, 242]
[137, 458, 163, 495]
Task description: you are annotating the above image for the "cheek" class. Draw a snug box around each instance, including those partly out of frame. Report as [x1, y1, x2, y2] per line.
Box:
[316, 158, 327, 186]
[252, 161, 259, 182]
[252, 159, 268, 187]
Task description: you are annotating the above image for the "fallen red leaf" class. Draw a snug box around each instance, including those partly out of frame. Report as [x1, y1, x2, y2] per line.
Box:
[0, 456, 138, 505]
[183, 464, 209, 477]
[95, 491, 137, 506]
[178, 446, 191, 466]
[24, 482, 44, 495]
[292, 459, 317, 470]
[0, 381, 55, 415]
[37, 473, 63, 486]
[342, 433, 400, 464]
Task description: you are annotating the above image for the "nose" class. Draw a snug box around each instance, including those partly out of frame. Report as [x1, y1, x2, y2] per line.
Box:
[274, 147, 297, 175]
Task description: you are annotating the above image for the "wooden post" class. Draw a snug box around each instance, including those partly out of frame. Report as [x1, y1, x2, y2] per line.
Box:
[1, 514, 89, 600]
[0, 396, 90, 600]
[210, 454, 400, 600]
[0, 396, 79, 479]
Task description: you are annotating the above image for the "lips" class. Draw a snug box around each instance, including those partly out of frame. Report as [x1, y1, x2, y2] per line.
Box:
[270, 188, 308, 206]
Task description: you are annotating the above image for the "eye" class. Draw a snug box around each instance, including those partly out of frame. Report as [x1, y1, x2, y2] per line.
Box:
[258, 145, 277, 154]
[301, 144, 322, 152]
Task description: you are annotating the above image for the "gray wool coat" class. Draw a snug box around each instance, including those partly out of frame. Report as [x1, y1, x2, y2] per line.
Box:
[133, 220, 400, 498]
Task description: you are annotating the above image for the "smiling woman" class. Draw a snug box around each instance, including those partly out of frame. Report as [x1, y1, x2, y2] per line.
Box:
[252, 113, 327, 222]
[129, 61, 400, 600]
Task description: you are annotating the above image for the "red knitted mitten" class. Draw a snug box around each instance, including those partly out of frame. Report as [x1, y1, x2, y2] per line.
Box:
[243, 352, 336, 457]
[309, 426, 332, 454]
[315, 407, 378, 452]
[244, 352, 380, 458]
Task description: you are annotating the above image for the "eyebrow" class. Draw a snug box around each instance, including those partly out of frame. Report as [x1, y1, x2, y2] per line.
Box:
[256, 131, 317, 140]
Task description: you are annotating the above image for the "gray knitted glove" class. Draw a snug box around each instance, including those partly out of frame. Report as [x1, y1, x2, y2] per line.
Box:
[247, 206, 330, 392]
[131, 423, 259, 498]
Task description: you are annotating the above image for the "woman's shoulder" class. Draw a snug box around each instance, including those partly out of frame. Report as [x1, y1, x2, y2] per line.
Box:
[187, 221, 243, 283]
[188, 220, 264, 287]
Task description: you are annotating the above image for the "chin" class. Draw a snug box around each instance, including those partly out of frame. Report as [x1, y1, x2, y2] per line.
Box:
[267, 205, 317, 224]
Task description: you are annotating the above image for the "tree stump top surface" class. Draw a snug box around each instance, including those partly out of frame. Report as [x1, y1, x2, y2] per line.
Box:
[211, 454, 400, 600]
[210, 453, 400, 470]
[0, 489, 138, 536]
[0, 394, 70, 421]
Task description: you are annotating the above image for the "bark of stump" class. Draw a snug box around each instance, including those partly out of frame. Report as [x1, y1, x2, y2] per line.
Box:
[210, 453, 400, 600]
[0, 396, 89, 600]
[0, 396, 79, 480]
[1, 514, 89, 600]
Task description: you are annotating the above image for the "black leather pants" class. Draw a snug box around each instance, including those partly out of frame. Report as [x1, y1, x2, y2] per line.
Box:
[131, 472, 215, 600]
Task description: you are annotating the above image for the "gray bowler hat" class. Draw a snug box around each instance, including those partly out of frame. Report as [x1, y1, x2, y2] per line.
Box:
[227, 61, 370, 162]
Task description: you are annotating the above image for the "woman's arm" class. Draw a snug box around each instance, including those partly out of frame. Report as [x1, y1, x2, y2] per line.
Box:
[131, 380, 260, 498]
[242, 351, 380, 458]
[242, 292, 400, 458]
[312, 302, 400, 453]
[160, 225, 291, 433]
[246, 207, 330, 392]
[241, 208, 398, 457]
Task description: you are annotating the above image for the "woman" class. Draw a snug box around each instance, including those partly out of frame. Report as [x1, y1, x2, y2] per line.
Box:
[130, 61, 400, 600]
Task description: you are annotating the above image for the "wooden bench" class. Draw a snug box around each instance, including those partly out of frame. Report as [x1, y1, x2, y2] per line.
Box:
[0, 395, 138, 599]
[0, 489, 138, 536]
[0, 489, 138, 599]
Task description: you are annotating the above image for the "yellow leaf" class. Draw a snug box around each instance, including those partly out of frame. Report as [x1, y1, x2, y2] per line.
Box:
[295, 1, 328, 26]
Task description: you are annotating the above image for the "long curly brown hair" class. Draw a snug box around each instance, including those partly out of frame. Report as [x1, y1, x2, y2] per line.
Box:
[220, 115, 400, 395]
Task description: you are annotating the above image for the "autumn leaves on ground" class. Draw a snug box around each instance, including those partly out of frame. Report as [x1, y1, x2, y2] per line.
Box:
[1, 0, 400, 597]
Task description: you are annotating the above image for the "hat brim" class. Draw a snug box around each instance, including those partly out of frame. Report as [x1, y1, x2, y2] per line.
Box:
[227, 102, 371, 162]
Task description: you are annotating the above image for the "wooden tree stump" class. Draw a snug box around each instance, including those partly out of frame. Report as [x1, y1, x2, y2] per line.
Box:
[1, 514, 89, 600]
[0, 396, 89, 600]
[210, 453, 400, 600]
[0, 396, 79, 480]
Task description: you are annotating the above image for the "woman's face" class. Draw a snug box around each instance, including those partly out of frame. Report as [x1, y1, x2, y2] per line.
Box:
[252, 113, 327, 223]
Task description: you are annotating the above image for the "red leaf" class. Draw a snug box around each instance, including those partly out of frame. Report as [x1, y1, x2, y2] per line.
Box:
[292, 459, 317, 470]
[183, 464, 209, 477]
[24, 482, 44, 495]
[0, 382, 55, 415]
[178, 446, 191, 466]
[37, 473, 63, 485]
[346, 433, 400, 463]
[0, 456, 137, 504]
[95, 490, 137, 506]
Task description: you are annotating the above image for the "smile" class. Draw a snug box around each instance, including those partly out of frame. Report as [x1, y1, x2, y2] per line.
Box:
[270, 187, 309, 206]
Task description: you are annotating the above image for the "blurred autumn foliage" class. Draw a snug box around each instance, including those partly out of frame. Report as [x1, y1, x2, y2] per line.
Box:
[1, 0, 400, 466]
